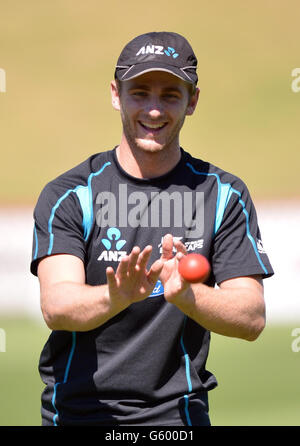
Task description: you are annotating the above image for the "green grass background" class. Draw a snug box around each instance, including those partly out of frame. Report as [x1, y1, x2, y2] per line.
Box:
[0, 0, 299, 203]
[0, 0, 299, 426]
[0, 318, 299, 426]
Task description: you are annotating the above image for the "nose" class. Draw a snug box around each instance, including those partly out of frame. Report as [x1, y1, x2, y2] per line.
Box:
[145, 96, 164, 119]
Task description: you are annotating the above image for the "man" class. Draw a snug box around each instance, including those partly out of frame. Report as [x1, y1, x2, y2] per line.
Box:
[31, 31, 274, 426]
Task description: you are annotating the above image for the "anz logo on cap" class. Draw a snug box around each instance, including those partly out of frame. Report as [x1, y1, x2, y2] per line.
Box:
[164, 47, 179, 58]
[136, 45, 179, 59]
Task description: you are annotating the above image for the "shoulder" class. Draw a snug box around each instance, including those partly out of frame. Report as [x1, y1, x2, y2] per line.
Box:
[182, 149, 250, 194]
[37, 150, 113, 203]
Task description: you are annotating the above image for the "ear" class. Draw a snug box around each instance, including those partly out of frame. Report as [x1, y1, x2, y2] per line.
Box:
[186, 87, 200, 116]
[111, 80, 121, 111]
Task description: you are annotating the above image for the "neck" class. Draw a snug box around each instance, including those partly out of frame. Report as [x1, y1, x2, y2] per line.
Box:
[116, 137, 181, 179]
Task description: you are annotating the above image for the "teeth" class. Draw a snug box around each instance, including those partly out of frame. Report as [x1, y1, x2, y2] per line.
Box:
[140, 122, 165, 129]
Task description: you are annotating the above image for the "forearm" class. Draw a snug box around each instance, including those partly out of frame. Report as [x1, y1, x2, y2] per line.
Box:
[41, 281, 128, 332]
[39, 246, 163, 332]
[174, 283, 266, 341]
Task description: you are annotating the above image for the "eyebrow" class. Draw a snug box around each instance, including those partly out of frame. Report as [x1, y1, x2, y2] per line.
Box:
[128, 84, 183, 93]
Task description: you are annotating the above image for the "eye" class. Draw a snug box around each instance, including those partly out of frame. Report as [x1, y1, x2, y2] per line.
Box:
[163, 92, 181, 100]
[131, 90, 148, 97]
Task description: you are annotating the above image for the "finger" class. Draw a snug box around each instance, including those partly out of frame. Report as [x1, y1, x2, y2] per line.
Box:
[106, 266, 117, 290]
[137, 245, 152, 271]
[116, 255, 130, 279]
[160, 234, 174, 260]
[127, 246, 140, 273]
[176, 252, 185, 262]
[174, 239, 187, 255]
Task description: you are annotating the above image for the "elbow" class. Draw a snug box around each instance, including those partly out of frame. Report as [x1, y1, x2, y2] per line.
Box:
[244, 315, 266, 342]
[244, 295, 266, 342]
[40, 292, 65, 331]
[41, 302, 61, 331]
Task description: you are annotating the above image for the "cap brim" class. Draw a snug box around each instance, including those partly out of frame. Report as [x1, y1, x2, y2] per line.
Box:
[116, 62, 197, 84]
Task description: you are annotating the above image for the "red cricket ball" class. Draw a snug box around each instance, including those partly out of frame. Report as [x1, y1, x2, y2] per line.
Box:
[178, 253, 211, 283]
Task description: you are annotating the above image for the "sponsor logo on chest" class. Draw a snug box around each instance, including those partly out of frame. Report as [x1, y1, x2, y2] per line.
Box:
[97, 227, 127, 262]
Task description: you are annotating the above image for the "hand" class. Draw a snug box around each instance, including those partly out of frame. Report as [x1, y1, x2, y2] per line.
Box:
[106, 245, 163, 310]
[159, 234, 191, 303]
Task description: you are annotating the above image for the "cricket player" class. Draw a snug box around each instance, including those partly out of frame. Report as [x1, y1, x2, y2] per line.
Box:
[31, 31, 274, 426]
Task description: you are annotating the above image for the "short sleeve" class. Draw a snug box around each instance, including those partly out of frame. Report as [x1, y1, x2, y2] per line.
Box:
[212, 181, 274, 284]
[31, 182, 86, 276]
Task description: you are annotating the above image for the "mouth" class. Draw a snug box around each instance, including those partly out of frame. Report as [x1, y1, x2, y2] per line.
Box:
[138, 121, 168, 133]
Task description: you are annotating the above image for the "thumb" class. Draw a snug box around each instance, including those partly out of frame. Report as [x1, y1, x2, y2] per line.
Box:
[147, 259, 164, 286]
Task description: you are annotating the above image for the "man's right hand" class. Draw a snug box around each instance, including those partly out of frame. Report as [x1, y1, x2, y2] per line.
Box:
[106, 245, 163, 310]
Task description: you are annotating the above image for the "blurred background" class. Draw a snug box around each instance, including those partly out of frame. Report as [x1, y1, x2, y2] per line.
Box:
[0, 0, 299, 426]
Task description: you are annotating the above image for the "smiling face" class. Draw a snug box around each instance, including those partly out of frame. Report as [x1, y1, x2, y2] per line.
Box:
[111, 71, 199, 157]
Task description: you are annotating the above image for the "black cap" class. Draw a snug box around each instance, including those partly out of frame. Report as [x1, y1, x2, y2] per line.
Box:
[115, 32, 198, 85]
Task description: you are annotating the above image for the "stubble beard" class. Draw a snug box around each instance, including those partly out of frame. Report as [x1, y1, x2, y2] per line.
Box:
[120, 109, 187, 156]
